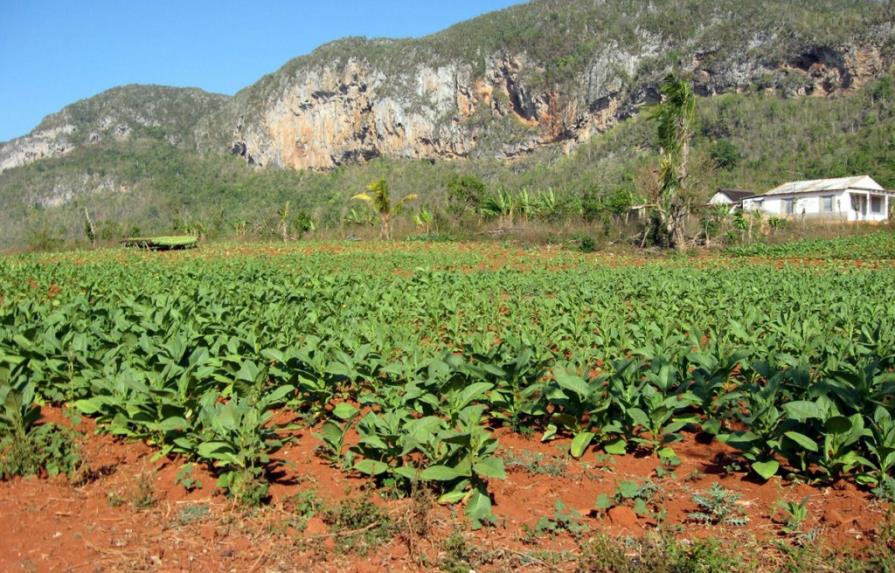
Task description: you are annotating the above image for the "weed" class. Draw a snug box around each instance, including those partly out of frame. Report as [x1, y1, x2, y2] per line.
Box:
[772, 496, 810, 534]
[174, 463, 203, 492]
[654, 463, 677, 480]
[683, 469, 703, 482]
[394, 482, 437, 565]
[522, 500, 588, 542]
[502, 450, 566, 477]
[106, 491, 125, 508]
[577, 531, 756, 573]
[578, 236, 597, 253]
[226, 471, 270, 508]
[871, 476, 895, 503]
[175, 503, 210, 526]
[440, 529, 482, 573]
[0, 383, 82, 481]
[284, 490, 323, 532]
[131, 470, 157, 510]
[596, 480, 664, 520]
[775, 515, 895, 573]
[322, 496, 393, 555]
[688, 483, 749, 526]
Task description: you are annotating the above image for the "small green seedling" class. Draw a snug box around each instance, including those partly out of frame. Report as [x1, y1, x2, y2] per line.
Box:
[175, 463, 203, 492]
[523, 500, 588, 542]
[688, 483, 749, 526]
[773, 496, 810, 534]
[596, 480, 662, 520]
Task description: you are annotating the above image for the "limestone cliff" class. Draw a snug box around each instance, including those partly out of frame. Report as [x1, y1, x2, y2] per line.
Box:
[1, 0, 893, 175]
[0, 85, 228, 172]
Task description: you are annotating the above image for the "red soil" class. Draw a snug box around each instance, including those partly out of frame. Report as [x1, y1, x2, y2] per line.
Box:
[0, 407, 889, 572]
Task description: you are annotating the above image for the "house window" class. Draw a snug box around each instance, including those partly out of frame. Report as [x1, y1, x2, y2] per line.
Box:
[783, 199, 795, 215]
[871, 196, 883, 213]
[821, 195, 834, 212]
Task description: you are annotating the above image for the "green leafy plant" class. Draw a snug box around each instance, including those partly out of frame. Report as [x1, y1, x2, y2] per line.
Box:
[596, 480, 662, 519]
[773, 496, 810, 534]
[175, 463, 203, 492]
[418, 405, 506, 529]
[319, 402, 359, 467]
[0, 381, 82, 480]
[178, 386, 294, 505]
[522, 500, 588, 541]
[542, 368, 616, 459]
[688, 483, 749, 526]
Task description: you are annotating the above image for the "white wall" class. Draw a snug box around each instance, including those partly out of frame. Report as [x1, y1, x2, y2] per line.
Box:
[742, 189, 891, 222]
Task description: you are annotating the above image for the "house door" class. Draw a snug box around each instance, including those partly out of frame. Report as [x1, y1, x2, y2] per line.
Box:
[850, 194, 867, 220]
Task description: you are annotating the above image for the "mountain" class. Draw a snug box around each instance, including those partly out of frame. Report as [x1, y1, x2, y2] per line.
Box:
[197, 0, 893, 170]
[0, 0, 894, 248]
[0, 85, 227, 173]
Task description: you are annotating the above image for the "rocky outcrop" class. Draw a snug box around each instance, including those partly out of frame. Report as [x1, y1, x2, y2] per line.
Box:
[0, 85, 228, 173]
[1, 4, 892, 175]
[208, 39, 890, 171]
[0, 125, 76, 172]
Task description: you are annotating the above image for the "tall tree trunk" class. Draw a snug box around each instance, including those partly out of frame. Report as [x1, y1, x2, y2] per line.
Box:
[380, 213, 391, 240]
[83, 208, 97, 248]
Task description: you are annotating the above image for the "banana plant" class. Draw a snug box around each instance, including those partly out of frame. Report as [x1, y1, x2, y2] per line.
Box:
[352, 179, 417, 240]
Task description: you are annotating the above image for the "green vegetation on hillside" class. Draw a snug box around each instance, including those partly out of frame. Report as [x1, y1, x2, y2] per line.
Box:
[249, 0, 891, 94]
[3, 72, 893, 250]
[31, 85, 228, 148]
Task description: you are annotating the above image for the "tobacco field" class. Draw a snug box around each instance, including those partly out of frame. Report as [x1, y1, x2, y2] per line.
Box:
[1, 242, 894, 571]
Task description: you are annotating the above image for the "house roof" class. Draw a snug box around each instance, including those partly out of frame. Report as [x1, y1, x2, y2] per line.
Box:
[764, 175, 883, 197]
[714, 189, 754, 202]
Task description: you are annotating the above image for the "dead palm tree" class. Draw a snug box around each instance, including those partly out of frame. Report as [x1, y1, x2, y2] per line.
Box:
[352, 179, 417, 240]
[648, 74, 696, 250]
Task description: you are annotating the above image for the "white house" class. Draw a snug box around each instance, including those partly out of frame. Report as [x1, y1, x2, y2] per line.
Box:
[741, 176, 894, 222]
[708, 189, 754, 212]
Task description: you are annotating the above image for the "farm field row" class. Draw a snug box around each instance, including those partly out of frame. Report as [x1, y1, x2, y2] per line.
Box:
[1, 241, 894, 571]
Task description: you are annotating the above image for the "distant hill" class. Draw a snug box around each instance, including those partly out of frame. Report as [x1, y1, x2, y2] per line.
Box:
[0, 85, 227, 172]
[1, 0, 893, 248]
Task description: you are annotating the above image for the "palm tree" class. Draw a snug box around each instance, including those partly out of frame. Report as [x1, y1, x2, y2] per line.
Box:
[649, 74, 696, 250]
[352, 179, 417, 240]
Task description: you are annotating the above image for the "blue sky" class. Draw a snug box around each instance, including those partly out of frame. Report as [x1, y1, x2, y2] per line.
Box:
[0, 0, 521, 141]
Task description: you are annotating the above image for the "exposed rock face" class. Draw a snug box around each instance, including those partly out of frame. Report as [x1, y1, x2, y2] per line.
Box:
[0, 4, 892, 175]
[0, 85, 228, 173]
[0, 125, 76, 172]
[209, 40, 890, 171]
